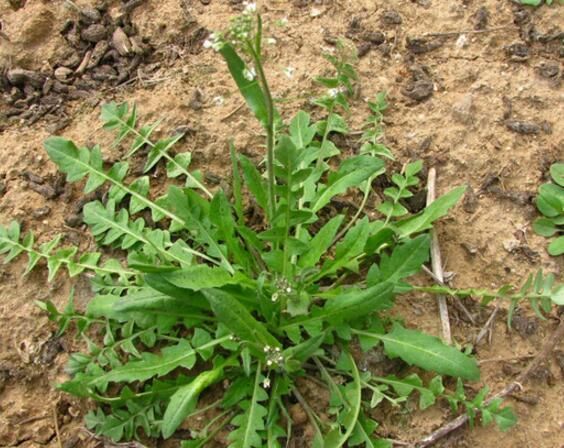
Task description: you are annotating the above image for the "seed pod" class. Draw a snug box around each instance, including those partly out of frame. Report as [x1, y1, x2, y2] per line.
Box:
[112, 27, 132, 56]
[81, 24, 106, 43]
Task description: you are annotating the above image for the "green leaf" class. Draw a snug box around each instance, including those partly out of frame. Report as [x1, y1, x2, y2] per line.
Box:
[88, 338, 225, 387]
[44, 137, 90, 182]
[395, 186, 466, 238]
[299, 215, 344, 268]
[367, 234, 430, 285]
[239, 155, 270, 218]
[228, 365, 269, 448]
[356, 324, 480, 380]
[166, 186, 234, 273]
[157, 265, 241, 291]
[536, 183, 564, 218]
[550, 162, 564, 186]
[219, 43, 269, 127]
[548, 236, 564, 256]
[323, 351, 362, 448]
[202, 289, 280, 349]
[533, 217, 559, 237]
[311, 158, 385, 212]
[289, 111, 316, 149]
[162, 367, 224, 438]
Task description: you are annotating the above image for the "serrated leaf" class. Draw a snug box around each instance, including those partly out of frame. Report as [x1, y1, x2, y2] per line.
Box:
[367, 234, 430, 285]
[228, 365, 269, 448]
[88, 339, 212, 386]
[395, 186, 466, 238]
[156, 265, 241, 291]
[370, 324, 480, 380]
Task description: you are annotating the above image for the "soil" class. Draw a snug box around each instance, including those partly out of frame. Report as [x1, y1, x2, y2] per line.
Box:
[0, 0, 563, 447]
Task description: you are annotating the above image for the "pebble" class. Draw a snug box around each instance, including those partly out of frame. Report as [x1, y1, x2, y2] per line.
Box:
[452, 93, 474, 125]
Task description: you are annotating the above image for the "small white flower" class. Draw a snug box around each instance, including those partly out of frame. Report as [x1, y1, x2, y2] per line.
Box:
[263, 345, 271, 353]
[243, 67, 256, 81]
[203, 32, 224, 51]
[266, 359, 273, 366]
[277, 355, 284, 362]
[328, 88, 339, 98]
[283, 66, 295, 79]
[271, 292, 279, 302]
[285, 286, 292, 294]
[243, 1, 257, 13]
[263, 377, 271, 388]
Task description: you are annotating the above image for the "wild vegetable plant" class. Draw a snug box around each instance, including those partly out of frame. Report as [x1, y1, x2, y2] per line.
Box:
[2, 6, 563, 447]
[533, 162, 564, 256]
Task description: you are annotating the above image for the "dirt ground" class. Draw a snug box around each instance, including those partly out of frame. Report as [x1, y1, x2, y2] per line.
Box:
[0, 0, 563, 447]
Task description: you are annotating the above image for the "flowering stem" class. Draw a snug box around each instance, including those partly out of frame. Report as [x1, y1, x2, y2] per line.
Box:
[247, 42, 276, 224]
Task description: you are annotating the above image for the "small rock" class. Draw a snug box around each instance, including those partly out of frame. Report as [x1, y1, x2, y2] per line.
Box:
[363, 31, 385, 45]
[505, 119, 541, 135]
[401, 79, 434, 102]
[382, 10, 402, 25]
[406, 37, 444, 54]
[452, 93, 474, 125]
[79, 7, 102, 24]
[112, 27, 132, 56]
[462, 185, 478, 213]
[455, 34, 468, 49]
[64, 213, 83, 228]
[54, 66, 73, 82]
[188, 89, 203, 110]
[7, 68, 44, 88]
[505, 42, 529, 62]
[81, 24, 106, 43]
[537, 61, 559, 79]
[357, 42, 371, 57]
[32, 206, 51, 218]
[87, 41, 109, 69]
[28, 182, 57, 199]
[473, 6, 489, 30]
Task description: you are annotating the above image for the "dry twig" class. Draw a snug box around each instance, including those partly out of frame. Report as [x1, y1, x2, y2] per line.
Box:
[426, 168, 452, 344]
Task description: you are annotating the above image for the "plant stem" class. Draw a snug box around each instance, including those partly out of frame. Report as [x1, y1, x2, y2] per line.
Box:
[247, 43, 276, 223]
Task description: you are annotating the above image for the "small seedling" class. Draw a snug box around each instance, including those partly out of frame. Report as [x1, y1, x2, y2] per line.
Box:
[533, 162, 564, 256]
[1, 7, 562, 447]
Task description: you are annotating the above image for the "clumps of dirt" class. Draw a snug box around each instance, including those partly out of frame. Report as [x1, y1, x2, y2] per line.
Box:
[0, 0, 152, 129]
[323, 16, 390, 59]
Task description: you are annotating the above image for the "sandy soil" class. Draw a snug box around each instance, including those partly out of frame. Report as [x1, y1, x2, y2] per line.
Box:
[0, 0, 563, 447]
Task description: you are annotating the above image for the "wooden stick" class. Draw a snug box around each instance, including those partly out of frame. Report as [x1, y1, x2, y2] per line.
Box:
[52, 407, 63, 448]
[426, 168, 452, 344]
[416, 318, 564, 447]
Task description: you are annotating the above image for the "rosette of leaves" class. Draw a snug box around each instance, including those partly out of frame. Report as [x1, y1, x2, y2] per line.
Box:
[0, 8, 537, 448]
[533, 162, 564, 256]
